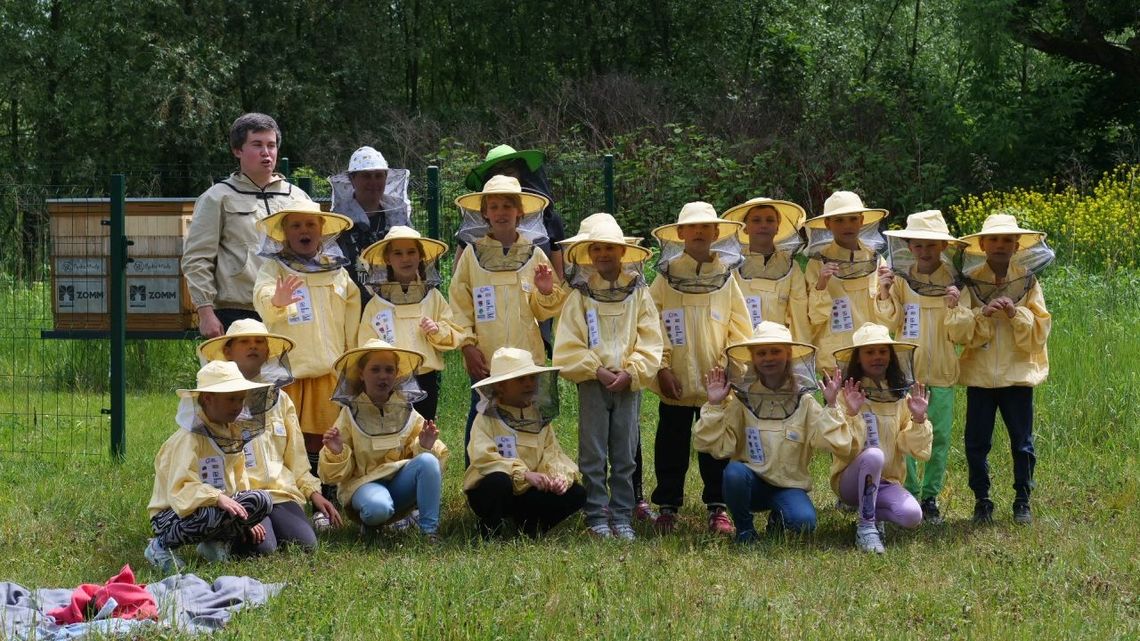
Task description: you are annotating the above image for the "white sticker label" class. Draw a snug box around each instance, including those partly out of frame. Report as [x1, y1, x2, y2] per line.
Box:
[744, 426, 765, 464]
[474, 286, 497, 323]
[830, 295, 854, 333]
[902, 303, 921, 340]
[372, 309, 397, 343]
[662, 308, 686, 346]
[242, 430, 256, 468]
[199, 456, 226, 491]
[494, 435, 518, 459]
[745, 296, 764, 328]
[273, 421, 286, 437]
[585, 309, 601, 349]
[287, 285, 314, 325]
[862, 411, 880, 448]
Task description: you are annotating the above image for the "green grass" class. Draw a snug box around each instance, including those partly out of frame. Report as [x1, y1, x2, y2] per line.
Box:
[1, 266, 1138, 639]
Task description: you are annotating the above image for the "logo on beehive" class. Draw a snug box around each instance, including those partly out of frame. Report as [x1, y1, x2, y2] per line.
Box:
[59, 284, 75, 302]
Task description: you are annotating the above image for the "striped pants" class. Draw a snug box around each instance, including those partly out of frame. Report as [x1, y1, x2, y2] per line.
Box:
[150, 490, 272, 548]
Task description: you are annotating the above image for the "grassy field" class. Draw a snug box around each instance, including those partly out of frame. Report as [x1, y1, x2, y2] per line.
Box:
[0, 265, 1138, 640]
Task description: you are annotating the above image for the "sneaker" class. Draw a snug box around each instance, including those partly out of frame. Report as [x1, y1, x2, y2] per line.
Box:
[708, 507, 734, 536]
[195, 540, 231, 563]
[612, 523, 637, 541]
[876, 520, 887, 545]
[144, 538, 184, 574]
[655, 509, 678, 534]
[388, 509, 420, 532]
[855, 523, 885, 554]
[424, 531, 442, 545]
[633, 500, 658, 523]
[972, 499, 995, 525]
[735, 529, 760, 545]
[586, 523, 613, 539]
[312, 511, 332, 532]
[1012, 501, 1033, 525]
[920, 498, 943, 525]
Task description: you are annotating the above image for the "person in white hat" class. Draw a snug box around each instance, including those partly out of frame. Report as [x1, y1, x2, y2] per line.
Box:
[830, 323, 931, 554]
[319, 340, 448, 541]
[328, 146, 413, 299]
[357, 226, 463, 421]
[252, 201, 362, 484]
[695, 322, 860, 543]
[144, 361, 277, 573]
[803, 190, 888, 373]
[448, 175, 567, 465]
[551, 214, 663, 540]
[876, 210, 974, 524]
[463, 347, 585, 538]
[721, 197, 811, 343]
[647, 201, 753, 536]
[950, 213, 1052, 525]
[198, 319, 343, 547]
[182, 113, 314, 339]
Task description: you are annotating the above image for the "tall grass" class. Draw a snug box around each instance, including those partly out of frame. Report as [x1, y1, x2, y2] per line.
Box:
[0, 266, 1138, 639]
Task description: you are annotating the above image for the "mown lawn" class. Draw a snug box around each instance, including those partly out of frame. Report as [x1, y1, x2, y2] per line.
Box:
[0, 266, 1138, 640]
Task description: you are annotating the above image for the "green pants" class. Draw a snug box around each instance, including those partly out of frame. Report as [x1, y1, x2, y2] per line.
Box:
[905, 385, 954, 500]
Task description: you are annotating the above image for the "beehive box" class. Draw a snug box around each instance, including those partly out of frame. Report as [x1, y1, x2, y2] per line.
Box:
[49, 198, 197, 331]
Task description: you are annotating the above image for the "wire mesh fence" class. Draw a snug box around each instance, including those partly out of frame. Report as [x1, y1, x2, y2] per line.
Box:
[0, 154, 613, 459]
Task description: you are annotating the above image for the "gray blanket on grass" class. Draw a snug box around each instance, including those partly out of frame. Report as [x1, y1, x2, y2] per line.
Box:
[1, 574, 284, 640]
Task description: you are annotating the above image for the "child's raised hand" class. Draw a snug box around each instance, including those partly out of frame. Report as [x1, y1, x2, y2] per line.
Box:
[418, 420, 439, 449]
[216, 494, 248, 519]
[322, 426, 343, 455]
[816, 262, 840, 290]
[944, 285, 961, 308]
[907, 382, 929, 421]
[821, 369, 843, 407]
[704, 367, 730, 405]
[876, 265, 894, 298]
[657, 368, 683, 400]
[606, 370, 632, 393]
[841, 378, 867, 416]
[462, 345, 491, 379]
[271, 275, 304, 308]
[419, 317, 439, 336]
[534, 264, 555, 295]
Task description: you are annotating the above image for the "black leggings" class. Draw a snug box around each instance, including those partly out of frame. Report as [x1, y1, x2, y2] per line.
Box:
[465, 472, 586, 538]
[233, 501, 317, 555]
[151, 490, 272, 549]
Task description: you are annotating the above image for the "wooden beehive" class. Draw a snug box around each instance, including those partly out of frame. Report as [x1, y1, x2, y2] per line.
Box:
[49, 198, 197, 331]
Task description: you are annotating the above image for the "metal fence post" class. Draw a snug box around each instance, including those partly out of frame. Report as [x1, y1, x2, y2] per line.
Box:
[426, 165, 440, 240]
[109, 174, 128, 461]
[603, 154, 615, 213]
[280, 157, 290, 179]
[297, 176, 313, 199]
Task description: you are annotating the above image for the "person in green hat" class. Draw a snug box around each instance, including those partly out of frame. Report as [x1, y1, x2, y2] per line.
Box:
[463, 145, 567, 355]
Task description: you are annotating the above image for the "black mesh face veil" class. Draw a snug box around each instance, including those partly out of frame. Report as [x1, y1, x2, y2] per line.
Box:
[837, 347, 917, 403]
[565, 264, 646, 303]
[805, 219, 886, 279]
[178, 386, 274, 454]
[726, 347, 820, 420]
[886, 235, 962, 297]
[654, 235, 743, 294]
[456, 193, 549, 272]
[960, 240, 1055, 305]
[476, 371, 560, 433]
[332, 366, 425, 437]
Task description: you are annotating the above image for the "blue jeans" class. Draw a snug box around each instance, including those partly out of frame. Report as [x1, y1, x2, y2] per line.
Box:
[350, 453, 442, 533]
[722, 461, 817, 536]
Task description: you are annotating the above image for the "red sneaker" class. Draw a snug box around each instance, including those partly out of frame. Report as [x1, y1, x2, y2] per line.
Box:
[655, 510, 678, 534]
[633, 500, 658, 523]
[708, 507, 734, 536]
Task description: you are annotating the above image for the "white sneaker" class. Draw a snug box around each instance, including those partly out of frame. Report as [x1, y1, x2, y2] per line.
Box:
[612, 523, 636, 541]
[387, 509, 420, 532]
[855, 523, 885, 554]
[195, 540, 231, 563]
[144, 538, 184, 574]
[586, 523, 613, 539]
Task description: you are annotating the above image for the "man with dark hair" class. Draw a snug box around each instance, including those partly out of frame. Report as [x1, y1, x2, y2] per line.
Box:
[183, 113, 312, 338]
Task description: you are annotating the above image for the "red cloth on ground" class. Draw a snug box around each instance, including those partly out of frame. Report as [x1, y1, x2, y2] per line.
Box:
[46, 564, 158, 624]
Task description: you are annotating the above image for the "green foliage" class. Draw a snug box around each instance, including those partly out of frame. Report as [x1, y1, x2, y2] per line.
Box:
[948, 164, 1140, 270]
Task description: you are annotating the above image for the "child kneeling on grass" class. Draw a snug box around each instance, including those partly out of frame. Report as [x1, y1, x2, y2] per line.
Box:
[552, 214, 662, 541]
[197, 319, 342, 551]
[694, 322, 857, 544]
[319, 339, 448, 542]
[145, 361, 277, 573]
[464, 347, 585, 539]
[830, 323, 932, 554]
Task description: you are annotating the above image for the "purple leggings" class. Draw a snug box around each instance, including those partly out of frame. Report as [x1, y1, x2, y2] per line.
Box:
[838, 447, 922, 528]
